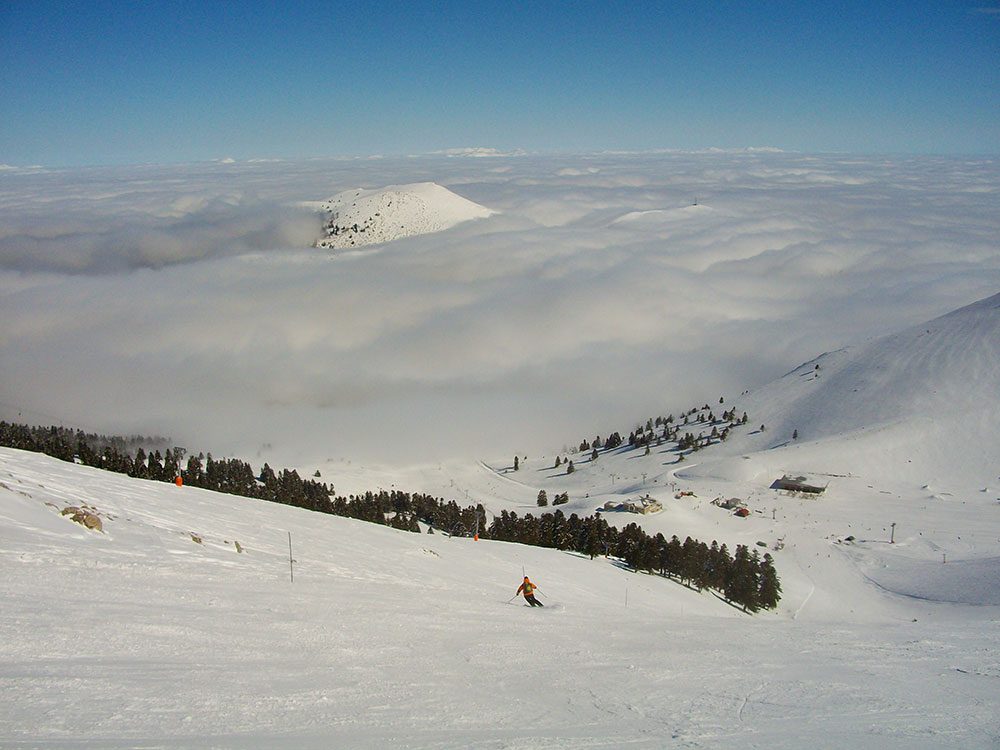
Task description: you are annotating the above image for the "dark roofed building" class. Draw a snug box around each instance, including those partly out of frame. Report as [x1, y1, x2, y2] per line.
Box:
[771, 474, 827, 494]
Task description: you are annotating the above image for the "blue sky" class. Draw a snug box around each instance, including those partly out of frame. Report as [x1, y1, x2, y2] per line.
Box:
[2, 0, 998, 166]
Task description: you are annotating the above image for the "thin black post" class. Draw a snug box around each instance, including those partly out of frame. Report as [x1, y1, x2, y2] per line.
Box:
[890, 522, 896, 544]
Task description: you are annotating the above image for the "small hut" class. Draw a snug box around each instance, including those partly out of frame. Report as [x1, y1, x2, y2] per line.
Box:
[600, 496, 663, 514]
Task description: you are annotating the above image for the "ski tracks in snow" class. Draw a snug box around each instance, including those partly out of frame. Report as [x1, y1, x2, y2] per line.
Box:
[737, 681, 767, 723]
[793, 580, 816, 620]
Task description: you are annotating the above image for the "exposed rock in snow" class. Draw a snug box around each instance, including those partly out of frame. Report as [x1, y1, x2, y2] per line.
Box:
[315, 182, 495, 249]
[60, 505, 103, 532]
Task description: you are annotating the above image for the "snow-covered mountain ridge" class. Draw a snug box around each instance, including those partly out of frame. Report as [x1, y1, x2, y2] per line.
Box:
[682, 291, 1000, 492]
[315, 182, 495, 249]
[747, 291, 1000, 439]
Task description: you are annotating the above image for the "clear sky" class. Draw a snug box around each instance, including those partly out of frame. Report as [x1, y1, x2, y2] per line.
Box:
[2, 0, 998, 166]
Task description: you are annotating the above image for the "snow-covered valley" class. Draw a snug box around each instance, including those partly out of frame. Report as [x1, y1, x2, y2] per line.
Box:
[3, 292, 1000, 747]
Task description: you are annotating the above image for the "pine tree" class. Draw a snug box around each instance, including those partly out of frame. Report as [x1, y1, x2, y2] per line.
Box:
[710, 542, 730, 590]
[680, 537, 703, 588]
[537, 490, 548, 506]
[725, 546, 762, 612]
[758, 553, 782, 610]
[185, 453, 205, 486]
[147, 450, 163, 480]
[163, 448, 180, 479]
[584, 519, 602, 559]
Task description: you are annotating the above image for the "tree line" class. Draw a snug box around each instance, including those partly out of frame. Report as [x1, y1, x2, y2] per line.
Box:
[1, 420, 779, 612]
[487, 509, 779, 612]
[543, 397, 751, 471]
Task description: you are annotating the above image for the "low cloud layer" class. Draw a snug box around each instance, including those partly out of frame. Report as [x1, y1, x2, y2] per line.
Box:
[1, 154, 998, 467]
[0, 167, 321, 273]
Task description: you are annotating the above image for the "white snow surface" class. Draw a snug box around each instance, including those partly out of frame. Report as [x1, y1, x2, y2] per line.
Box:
[3, 294, 1000, 748]
[679, 292, 1000, 494]
[3, 447, 999, 749]
[315, 182, 495, 249]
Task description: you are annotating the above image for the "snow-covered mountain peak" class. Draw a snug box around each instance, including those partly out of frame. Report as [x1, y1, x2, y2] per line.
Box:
[315, 182, 495, 249]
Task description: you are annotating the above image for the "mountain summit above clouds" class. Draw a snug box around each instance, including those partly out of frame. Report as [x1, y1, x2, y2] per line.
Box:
[315, 182, 495, 249]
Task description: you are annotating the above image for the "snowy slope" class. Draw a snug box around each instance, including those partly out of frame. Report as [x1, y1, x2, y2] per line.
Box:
[3, 446, 1000, 748]
[4, 294, 1000, 747]
[686, 291, 1000, 493]
[313, 293, 1000, 624]
[743, 291, 1000, 444]
[315, 182, 495, 249]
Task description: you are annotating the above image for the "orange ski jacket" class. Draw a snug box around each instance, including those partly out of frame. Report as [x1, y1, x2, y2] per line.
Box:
[517, 578, 538, 597]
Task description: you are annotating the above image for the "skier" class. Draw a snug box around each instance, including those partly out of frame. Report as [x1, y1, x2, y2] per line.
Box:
[516, 575, 544, 606]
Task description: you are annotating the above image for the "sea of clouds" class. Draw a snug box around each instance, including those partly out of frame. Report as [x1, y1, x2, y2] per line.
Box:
[1, 152, 998, 467]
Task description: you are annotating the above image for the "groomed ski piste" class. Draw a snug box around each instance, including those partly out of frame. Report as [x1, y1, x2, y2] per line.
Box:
[3, 294, 1000, 748]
